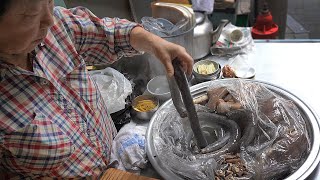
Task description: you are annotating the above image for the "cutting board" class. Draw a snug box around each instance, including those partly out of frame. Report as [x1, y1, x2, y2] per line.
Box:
[101, 168, 159, 180]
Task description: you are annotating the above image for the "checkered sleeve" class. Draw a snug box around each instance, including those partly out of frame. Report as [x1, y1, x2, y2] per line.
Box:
[53, 6, 143, 65]
[0, 136, 3, 170]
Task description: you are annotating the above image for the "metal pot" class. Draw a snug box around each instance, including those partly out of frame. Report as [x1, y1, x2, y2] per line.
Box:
[193, 12, 229, 60]
[144, 3, 196, 76]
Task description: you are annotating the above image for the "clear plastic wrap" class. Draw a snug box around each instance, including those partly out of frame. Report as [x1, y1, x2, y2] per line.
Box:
[152, 79, 310, 180]
[207, 80, 311, 179]
[141, 17, 188, 37]
[153, 106, 217, 180]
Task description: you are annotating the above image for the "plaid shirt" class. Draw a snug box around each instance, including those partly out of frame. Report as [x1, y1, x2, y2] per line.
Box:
[0, 7, 141, 179]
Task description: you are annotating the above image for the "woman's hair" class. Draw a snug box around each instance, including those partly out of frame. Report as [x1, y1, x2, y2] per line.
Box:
[0, 0, 11, 17]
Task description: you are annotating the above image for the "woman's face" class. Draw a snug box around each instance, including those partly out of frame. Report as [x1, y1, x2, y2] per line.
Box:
[0, 0, 54, 55]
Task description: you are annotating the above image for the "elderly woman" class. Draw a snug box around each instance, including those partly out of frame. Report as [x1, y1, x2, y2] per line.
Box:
[0, 0, 193, 178]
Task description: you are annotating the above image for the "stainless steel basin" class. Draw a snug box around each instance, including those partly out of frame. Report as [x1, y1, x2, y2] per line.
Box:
[146, 79, 320, 180]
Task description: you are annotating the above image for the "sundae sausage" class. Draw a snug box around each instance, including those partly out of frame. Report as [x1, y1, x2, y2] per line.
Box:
[172, 59, 208, 148]
[167, 75, 188, 118]
[195, 112, 241, 158]
[226, 109, 256, 147]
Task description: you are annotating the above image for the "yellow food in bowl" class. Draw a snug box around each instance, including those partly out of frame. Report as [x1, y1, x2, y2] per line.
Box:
[197, 63, 216, 75]
[133, 99, 157, 112]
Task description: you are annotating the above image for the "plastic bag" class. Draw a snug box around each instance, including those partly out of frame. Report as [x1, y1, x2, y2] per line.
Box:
[90, 67, 132, 114]
[210, 23, 254, 57]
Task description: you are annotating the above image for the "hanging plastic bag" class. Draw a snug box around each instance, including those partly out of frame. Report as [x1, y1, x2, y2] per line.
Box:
[90, 67, 132, 114]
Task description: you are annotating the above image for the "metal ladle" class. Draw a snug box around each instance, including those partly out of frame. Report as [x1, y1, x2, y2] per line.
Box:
[167, 58, 208, 148]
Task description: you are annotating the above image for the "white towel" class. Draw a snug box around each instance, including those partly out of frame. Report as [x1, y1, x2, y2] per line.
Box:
[109, 122, 148, 174]
[192, 0, 215, 14]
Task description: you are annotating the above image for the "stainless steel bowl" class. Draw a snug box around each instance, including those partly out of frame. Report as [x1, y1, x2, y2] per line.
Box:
[131, 95, 159, 120]
[147, 76, 171, 102]
[146, 79, 320, 180]
[193, 59, 221, 82]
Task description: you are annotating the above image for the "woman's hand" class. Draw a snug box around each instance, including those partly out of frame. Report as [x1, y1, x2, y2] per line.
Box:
[152, 39, 193, 77]
[130, 26, 193, 77]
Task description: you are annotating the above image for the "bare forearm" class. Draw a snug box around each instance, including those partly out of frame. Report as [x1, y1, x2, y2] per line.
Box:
[129, 26, 193, 76]
[130, 26, 163, 54]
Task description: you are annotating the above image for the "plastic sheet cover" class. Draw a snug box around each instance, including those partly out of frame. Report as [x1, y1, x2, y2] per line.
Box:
[152, 79, 310, 179]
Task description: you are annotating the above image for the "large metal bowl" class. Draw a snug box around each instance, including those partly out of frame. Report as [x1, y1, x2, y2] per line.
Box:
[146, 79, 320, 180]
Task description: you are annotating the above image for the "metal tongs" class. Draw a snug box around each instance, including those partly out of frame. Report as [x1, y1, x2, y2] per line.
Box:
[167, 59, 208, 148]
